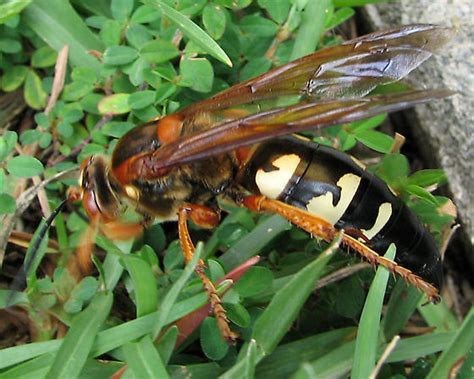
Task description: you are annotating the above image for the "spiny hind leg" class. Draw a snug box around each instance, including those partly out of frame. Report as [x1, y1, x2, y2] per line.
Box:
[178, 204, 238, 344]
[242, 195, 440, 303]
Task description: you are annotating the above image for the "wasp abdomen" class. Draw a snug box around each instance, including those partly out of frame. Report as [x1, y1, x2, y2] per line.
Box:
[240, 136, 442, 288]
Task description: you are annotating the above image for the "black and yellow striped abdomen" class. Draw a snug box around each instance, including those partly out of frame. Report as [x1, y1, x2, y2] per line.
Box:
[239, 136, 442, 288]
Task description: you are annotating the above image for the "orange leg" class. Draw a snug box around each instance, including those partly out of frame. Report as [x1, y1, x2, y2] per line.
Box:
[178, 204, 239, 344]
[243, 195, 440, 303]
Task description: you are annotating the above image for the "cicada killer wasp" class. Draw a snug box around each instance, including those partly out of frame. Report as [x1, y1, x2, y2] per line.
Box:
[21, 24, 454, 343]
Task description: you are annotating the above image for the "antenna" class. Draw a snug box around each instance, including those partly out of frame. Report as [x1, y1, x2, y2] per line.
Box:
[7, 198, 69, 306]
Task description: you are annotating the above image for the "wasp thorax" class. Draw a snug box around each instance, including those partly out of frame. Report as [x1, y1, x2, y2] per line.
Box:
[79, 155, 123, 223]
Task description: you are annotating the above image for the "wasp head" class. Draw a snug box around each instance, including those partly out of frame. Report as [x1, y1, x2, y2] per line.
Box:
[78, 156, 123, 223]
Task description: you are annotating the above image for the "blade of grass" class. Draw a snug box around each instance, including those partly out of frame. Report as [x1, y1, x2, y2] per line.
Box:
[156, 326, 179, 365]
[242, 339, 258, 379]
[123, 255, 159, 317]
[45, 291, 113, 379]
[417, 298, 459, 332]
[221, 234, 341, 378]
[0, 352, 55, 379]
[381, 280, 422, 341]
[386, 331, 456, 363]
[23, 0, 103, 71]
[256, 328, 356, 378]
[292, 340, 356, 379]
[152, 242, 203, 339]
[220, 215, 291, 270]
[351, 244, 396, 379]
[122, 335, 169, 379]
[427, 307, 474, 378]
[142, 0, 232, 67]
[0, 286, 343, 369]
[290, 0, 331, 59]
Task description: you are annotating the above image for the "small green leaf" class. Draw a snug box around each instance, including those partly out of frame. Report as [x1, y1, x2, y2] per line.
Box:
[258, 0, 290, 23]
[0, 0, 32, 25]
[325, 7, 355, 30]
[131, 5, 161, 24]
[7, 156, 44, 178]
[103, 45, 138, 65]
[240, 56, 272, 81]
[225, 303, 251, 328]
[125, 23, 152, 48]
[38, 133, 52, 149]
[240, 14, 278, 37]
[99, 19, 123, 46]
[20, 130, 42, 145]
[408, 169, 447, 188]
[143, 0, 232, 67]
[179, 57, 214, 92]
[111, 0, 134, 21]
[24, 70, 47, 109]
[0, 38, 22, 53]
[57, 122, 74, 138]
[1, 65, 28, 91]
[98, 93, 131, 114]
[234, 266, 273, 298]
[0, 193, 16, 214]
[128, 91, 156, 109]
[140, 39, 180, 64]
[405, 185, 438, 205]
[202, 4, 226, 39]
[350, 114, 386, 132]
[375, 153, 410, 184]
[353, 129, 394, 153]
[31, 46, 58, 68]
[200, 317, 229, 360]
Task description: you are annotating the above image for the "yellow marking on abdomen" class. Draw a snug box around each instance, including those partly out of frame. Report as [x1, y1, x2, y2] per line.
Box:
[362, 202, 392, 239]
[255, 154, 301, 199]
[306, 173, 361, 225]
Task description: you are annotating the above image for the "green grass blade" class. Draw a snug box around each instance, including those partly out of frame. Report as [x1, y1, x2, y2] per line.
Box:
[45, 291, 113, 379]
[251, 234, 339, 354]
[386, 331, 456, 363]
[242, 339, 258, 379]
[142, 0, 232, 67]
[221, 235, 340, 379]
[427, 307, 474, 378]
[23, 0, 103, 71]
[0, 340, 60, 370]
[122, 335, 169, 379]
[290, 0, 331, 59]
[256, 328, 356, 378]
[418, 298, 460, 332]
[220, 215, 291, 270]
[351, 244, 396, 379]
[152, 242, 203, 339]
[382, 281, 422, 341]
[156, 326, 179, 365]
[0, 352, 55, 379]
[292, 340, 356, 379]
[123, 255, 159, 317]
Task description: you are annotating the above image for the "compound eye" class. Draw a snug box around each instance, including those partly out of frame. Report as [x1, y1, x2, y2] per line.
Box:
[79, 156, 94, 188]
[82, 189, 101, 219]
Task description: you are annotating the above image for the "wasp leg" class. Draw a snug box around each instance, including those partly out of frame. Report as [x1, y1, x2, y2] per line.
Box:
[242, 195, 440, 303]
[178, 204, 239, 344]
